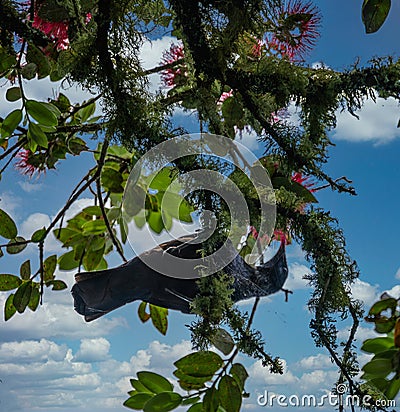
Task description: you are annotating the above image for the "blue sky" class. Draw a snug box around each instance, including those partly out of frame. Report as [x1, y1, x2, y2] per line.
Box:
[1, 1, 400, 411]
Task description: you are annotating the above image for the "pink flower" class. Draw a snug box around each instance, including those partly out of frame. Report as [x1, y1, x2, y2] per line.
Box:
[160, 43, 186, 87]
[291, 172, 316, 192]
[32, 13, 70, 51]
[251, 39, 263, 58]
[267, 0, 321, 60]
[273, 229, 289, 244]
[15, 149, 41, 177]
[218, 89, 234, 104]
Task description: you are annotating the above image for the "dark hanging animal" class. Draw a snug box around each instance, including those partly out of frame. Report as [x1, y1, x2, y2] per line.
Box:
[72, 233, 288, 322]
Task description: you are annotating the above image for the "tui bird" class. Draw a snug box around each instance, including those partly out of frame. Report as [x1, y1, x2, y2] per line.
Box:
[71, 233, 288, 322]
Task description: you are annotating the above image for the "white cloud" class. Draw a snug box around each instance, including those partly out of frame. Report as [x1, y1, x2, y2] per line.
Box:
[234, 129, 262, 151]
[333, 96, 400, 144]
[395, 267, 400, 280]
[295, 353, 333, 370]
[248, 359, 298, 386]
[298, 369, 338, 392]
[286, 262, 312, 290]
[350, 278, 380, 308]
[0, 191, 21, 217]
[140, 36, 176, 93]
[0, 338, 67, 362]
[0, 338, 192, 411]
[337, 325, 378, 344]
[18, 181, 44, 193]
[384, 284, 400, 299]
[20, 212, 51, 239]
[74, 338, 111, 362]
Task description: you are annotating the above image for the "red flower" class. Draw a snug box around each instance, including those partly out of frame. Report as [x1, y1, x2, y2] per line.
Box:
[291, 172, 316, 192]
[15, 149, 44, 177]
[267, 0, 321, 60]
[218, 89, 234, 104]
[32, 13, 70, 51]
[160, 43, 186, 87]
[273, 229, 289, 244]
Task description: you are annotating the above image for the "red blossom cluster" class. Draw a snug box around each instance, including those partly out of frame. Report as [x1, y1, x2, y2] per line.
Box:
[32, 13, 70, 51]
[15, 149, 42, 177]
[268, 0, 321, 61]
[160, 43, 186, 87]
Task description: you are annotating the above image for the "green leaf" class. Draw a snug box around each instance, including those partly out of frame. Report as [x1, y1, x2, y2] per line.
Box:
[28, 122, 48, 149]
[368, 297, 398, 316]
[76, 102, 96, 123]
[375, 318, 396, 334]
[137, 372, 174, 394]
[203, 387, 219, 412]
[174, 369, 211, 389]
[138, 302, 151, 323]
[123, 185, 147, 218]
[83, 206, 103, 217]
[372, 348, 398, 360]
[149, 304, 168, 335]
[46, 280, 68, 290]
[178, 199, 193, 223]
[6, 237, 27, 254]
[101, 167, 124, 193]
[13, 281, 33, 313]
[28, 286, 40, 311]
[229, 363, 249, 391]
[148, 167, 177, 190]
[26, 100, 58, 126]
[6, 87, 22, 102]
[130, 378, 153, 393]
[124, 393, 153, 410]
[43, 255, 57, 282]
[362, 358, 392, 377]
[0, 53, 16, 73]
[222, 97, 244, 124]
[187, 404, 203, 412]
[272, 177, 317, 203]
[21, 62, 37, 79]
[174, 351, 223, 377]
[58, 250, 79, 271]
[0, 274, 22, 291]
[147, 212, 164, 234]
[0, 208, 18, 239]
[362, 0, 391, 33]
[1, 109, 22, 138]
[385, 377, 400, 399]
[4, 293, 16, 321]
[20, 260, 31, 280]
[218, 375, 242, 412]
[82, 220, 107, 235]
[83, 245, 105, 271]
[212, 328, 235, 355]
[26, 44, 51, 79]
[143, 392, 182, 412]
[361, 337, 394, 353]
[53, 228, 82, 246]
[181, 397, 201, 406]
[31, 228, 46, 243]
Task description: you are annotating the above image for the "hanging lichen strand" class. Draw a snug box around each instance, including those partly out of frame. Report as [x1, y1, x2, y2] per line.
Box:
[1, 0, 400, 410]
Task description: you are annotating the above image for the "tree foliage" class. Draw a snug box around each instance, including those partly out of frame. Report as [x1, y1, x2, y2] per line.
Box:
[0, 0, 400, 410]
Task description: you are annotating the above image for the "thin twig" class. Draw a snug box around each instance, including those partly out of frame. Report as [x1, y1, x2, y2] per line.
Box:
[0, 137, 27, 162]
[141, 58, 185, 76]
[39, 241, 44, 305]
[313, 176, 354, 192]
[96, 176, 127, 262]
